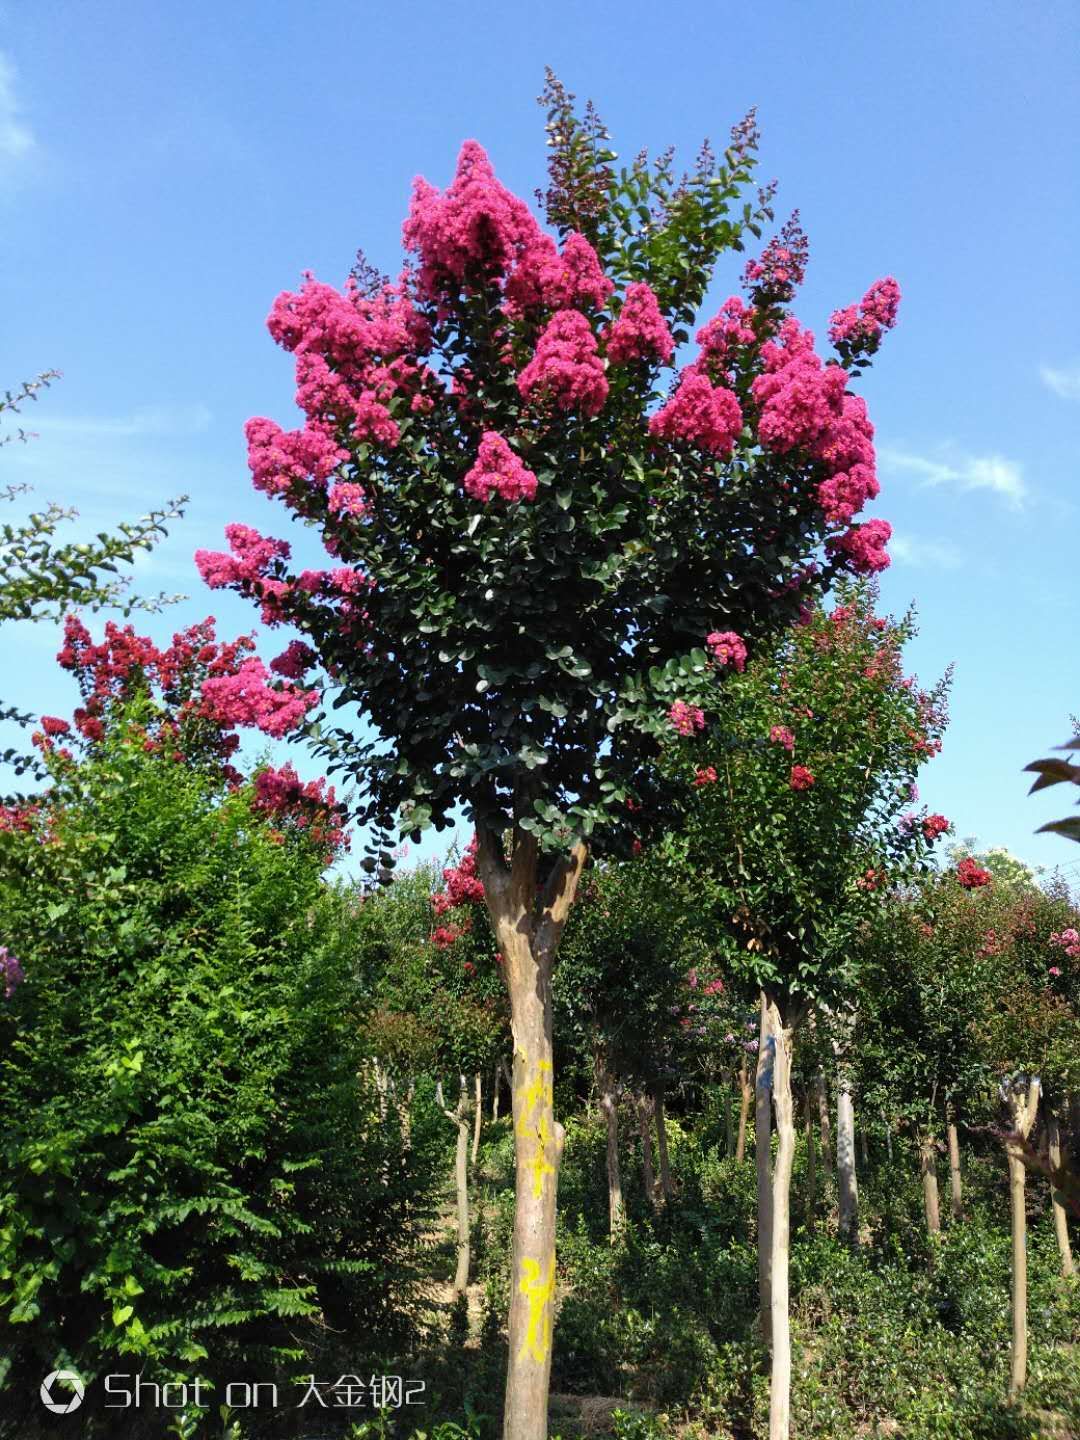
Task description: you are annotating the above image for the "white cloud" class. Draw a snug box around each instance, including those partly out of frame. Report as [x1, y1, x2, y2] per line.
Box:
[888, 533, 963, 570]
[1040, 363, 1080, 401]
[880, 446, 1027, 508]
[35, 404, 214, 440]
[0, 51, 34, 161]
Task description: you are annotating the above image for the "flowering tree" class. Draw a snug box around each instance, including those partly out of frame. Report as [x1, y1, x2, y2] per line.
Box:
[198, 76, 903, 1436]
[0, 373, 186, 794]
[664, 582, 949, 1440]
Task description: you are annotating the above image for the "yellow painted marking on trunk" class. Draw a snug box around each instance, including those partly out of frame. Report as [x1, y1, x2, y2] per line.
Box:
[530, 1111, 556, 1197]
[516, 1059, 556, 1196]
[518, 1254, 556, 1363]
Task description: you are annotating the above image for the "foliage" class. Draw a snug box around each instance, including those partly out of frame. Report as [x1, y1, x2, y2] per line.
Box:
[0, 717, 440, 1427]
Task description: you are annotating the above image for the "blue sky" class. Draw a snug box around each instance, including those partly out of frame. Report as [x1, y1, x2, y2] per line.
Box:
[2, 0, 1078, 878]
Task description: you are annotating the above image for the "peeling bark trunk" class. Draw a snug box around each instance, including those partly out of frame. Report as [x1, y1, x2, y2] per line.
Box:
[476, 827, 586, 1440]
[919, 1133, 941, 1236]
[1047, 1110, 1075, 1278]
[654, 1082, 674, 1201]
[804, 1089, 817, 1233]
[638, 1093, 658, 1207]
[836, 1081, 859, 1245]
[755, 992, 774, 1335]
[946, 1113, 963, 1220]
[736, 1062, 753, 1162]
[765, 995, 797, 1440]
[596, 1051, 623, 1238]
[1005, 1076, 1041, 1399]
[472, 1072, 483, 1165]
[437, 1077, 472, 1295]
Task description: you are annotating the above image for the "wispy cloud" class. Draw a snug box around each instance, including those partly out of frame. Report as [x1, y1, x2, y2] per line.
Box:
[889, 533, 964, 570]
[1040, 363, 1080, 401]
[0, 51, 34, 162]
[880, 446, 1027, 508]
[35, 404, 214, 440]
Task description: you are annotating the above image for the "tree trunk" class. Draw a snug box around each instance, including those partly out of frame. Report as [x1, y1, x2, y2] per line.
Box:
[836, 1080, 859, 1245]
[858, 1129, 869, 1168]
[814, 1072, 833, 1169]
[765, 995, 797, 1440]
[1005, 1076, 1041, 1400]
[476, 827, 587, 1440]
[492, 1063, 501, 1122]
[946, 1113, 963, 1220]
[736, 1062, 753, 1162]
[755, 992, 774, 1334]
[804, 1089, 817, 1233]
[654, 1082, 674, 1201]
[884, 1111, 893, 1162]
[919, 1133, 941, 1236]
[472, 1072, 483, 1165]
[437, 1076, 472, 1295]
[596, 1052, 623, 1239]
[638, 1093, 657, 1207]
[1047, 1110, 1075, 1278]
[724, 1072, 735, 1158]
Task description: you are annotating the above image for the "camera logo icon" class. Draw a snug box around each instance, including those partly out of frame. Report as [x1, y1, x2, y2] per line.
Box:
[40, 1370, 85, 1414]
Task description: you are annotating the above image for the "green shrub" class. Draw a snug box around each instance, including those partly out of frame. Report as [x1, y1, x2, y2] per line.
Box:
[0, 721, 441, 1431]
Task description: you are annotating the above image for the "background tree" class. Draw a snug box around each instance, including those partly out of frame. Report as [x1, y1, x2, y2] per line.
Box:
[666, 582, 949, 1440]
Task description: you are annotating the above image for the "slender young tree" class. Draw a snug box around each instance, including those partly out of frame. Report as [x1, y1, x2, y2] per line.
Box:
[667, 584, 948, 1440]
[198, 78, 902, 1438]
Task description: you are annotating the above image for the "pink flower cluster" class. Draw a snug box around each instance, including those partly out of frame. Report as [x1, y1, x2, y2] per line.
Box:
[270, 640, 316, 681]
[921, 813, 949, 843]
[706, 630, 748, 671]
[40, 715, 71, 737]
[504, 231, 613, 315]
[769, 725, 795, 751]
[199, 658, 318, 739]
[827, 519, 892, 576]
[605, 282, 674, 365]
[1050, 927, 1080, 959]
[251, 762, 349, 857]
[245, 417, 349, 501]
[956, 857, 992, 890]
[789, 765, 815, 791]
[742, 213, 809, 305]
[403, 140, 541, 298]
[1, 946, 24, 999]
[196, 524, 294, 625]
[649, 372, 743, 455]
[463, 432, 538, 503]
[518, 310, 609, 416]
[432, 835, 485, 917]
[829, 278, 902, 352]
[693, 766, 718, 787]
[327, 481, 368, 518]
[693, 296, 757, 381]
[669, 701, 705, 737]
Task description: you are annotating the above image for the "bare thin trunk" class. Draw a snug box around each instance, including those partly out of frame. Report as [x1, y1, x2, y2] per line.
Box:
[437, 1076, 472, 1295]
[755, 992, 774, 1335]
[492, 1063, 501, 1122]
[724, 1072, 735, 1158]
[596, 1052, 623, 1238]
[919, 1134, 941, 1236]
[472, 1072, 483, 1165]
[638, 1093, 657, 1207]
[736, 1062, 753, 1162]
[1047, 1111, 1075, 1278]
[814, 1072, 833, 1169]
[836, 1082, 859, 1245]
[858, 1129, 870, 1168]
[946, 1114, 963, 1220]
[1005, 1076, 1041, 1399]
[805, 1090, 817, 1233]
[654, 1082, 674, 1201]
[766, 995, 797, 1440]
[476, 827, 586, 1440]
[884, 1112, 893, 1162]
